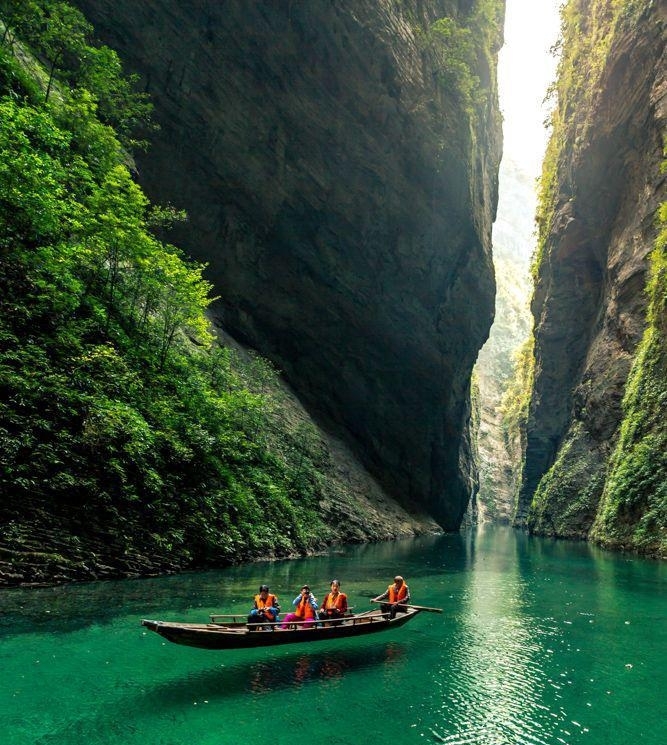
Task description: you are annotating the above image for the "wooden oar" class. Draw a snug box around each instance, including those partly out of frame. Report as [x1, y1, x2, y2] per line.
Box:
[370, 599, 443, 613]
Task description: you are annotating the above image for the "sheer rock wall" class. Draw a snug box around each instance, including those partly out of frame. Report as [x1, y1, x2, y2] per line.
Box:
[517, 1, 666, 540]
[76, 0, 503, 528]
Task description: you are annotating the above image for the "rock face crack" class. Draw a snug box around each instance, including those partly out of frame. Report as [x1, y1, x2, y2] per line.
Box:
[76, 0, 502, 528]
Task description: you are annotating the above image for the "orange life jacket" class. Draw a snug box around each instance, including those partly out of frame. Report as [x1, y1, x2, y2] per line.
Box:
[388, 582, 408, 603]
[323, 591, 347, 613]
[254, 593, 278, 611]
[295, 596, 316, 620]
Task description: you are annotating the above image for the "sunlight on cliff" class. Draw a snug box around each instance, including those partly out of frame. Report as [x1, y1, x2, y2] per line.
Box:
[474, 0, 561, 519]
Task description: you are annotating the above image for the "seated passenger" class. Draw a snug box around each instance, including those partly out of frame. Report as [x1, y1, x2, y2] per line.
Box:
[318, 579, 348, 623]
[247, 584, 280, 629]
[280, 584, 318, 629]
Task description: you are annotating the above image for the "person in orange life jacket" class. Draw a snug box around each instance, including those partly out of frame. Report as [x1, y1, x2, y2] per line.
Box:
[372, 575, 410, 618]
[247, 584, 280, 628]
[280, 584, 318, 629]
[318, 579, 348, 623]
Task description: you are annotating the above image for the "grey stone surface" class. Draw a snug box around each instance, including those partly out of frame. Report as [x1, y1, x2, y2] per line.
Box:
[76, 0, 502, 528]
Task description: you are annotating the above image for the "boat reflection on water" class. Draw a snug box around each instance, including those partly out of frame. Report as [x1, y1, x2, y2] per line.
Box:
[121, 642, 410, 711]
[247, 642, 407, 694]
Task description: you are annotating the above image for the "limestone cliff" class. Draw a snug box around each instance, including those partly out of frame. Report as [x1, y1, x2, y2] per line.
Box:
[74, 0, 504, 529]
[517, 0, 666, 555]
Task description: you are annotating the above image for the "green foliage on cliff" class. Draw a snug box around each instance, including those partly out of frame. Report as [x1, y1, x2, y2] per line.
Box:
[499, 336, 533, 515]
[527, 422, 606, 537]
[500, 336, 533, 447]
[0, 0, 152, 147]
[0, 1, 333, 583]
[425, 0, 504, 115]
[591, 182, 667, 555]
[429, 17, 479, 110]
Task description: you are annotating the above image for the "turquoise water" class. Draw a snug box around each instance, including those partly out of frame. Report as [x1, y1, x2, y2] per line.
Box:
[1, 526, 665, 745]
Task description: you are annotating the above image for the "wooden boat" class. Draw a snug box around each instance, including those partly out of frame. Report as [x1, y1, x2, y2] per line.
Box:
[141, 608, 421, 650]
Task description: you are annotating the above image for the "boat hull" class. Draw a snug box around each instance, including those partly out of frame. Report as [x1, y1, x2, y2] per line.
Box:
[141, 609, 420, 650]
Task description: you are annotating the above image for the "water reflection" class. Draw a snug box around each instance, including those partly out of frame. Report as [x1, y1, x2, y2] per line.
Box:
[135, 642, 407, 703]
[425, 526, 557, 744]
[248, 641, 406, 693]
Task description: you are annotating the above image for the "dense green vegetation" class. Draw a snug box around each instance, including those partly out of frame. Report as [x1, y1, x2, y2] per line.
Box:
[499, 338, 532, 454]
[527, 421, 607, 538]
[591, 165, 667, 554]
[0, 1, 344, 583]
[426, 0, 504, 117]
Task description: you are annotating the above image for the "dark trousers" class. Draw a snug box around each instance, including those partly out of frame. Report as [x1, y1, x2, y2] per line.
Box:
[318, 609, 344, 625]
[381, 603, 407, 619]
[247, 613, 275, 628]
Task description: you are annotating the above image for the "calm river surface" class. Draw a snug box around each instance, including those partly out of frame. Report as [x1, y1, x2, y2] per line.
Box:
[1, 526, 665, 745]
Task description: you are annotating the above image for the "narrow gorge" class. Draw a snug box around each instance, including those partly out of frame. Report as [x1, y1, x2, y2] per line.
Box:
[1, 0, 665, 588]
